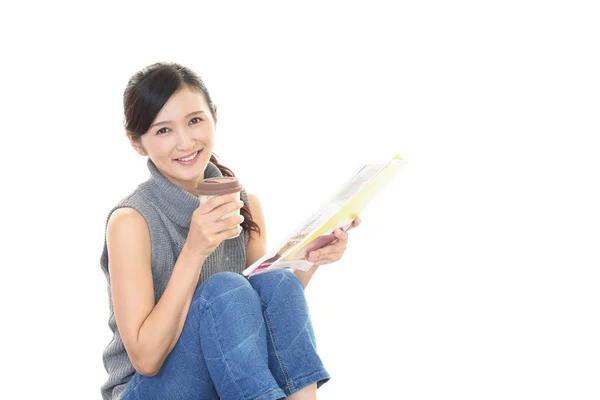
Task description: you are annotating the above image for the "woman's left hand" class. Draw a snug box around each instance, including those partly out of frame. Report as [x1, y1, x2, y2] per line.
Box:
[306, 217, 362, 265]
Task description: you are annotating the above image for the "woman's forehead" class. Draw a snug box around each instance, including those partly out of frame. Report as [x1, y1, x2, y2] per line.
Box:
[157, 87, 209, 117]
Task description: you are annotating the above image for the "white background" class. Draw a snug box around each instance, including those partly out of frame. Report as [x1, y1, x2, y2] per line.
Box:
[1, 1, 599, 399]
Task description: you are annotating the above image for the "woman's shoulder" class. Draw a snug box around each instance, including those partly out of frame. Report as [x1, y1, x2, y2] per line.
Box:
[106, 206, 148, 245]
[103, 184, 157, 230]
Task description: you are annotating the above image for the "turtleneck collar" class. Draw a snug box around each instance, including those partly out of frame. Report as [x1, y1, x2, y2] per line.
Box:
[144, 157, 223, 228]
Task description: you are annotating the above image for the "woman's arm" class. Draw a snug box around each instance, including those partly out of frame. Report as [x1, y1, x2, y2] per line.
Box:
[107, 208, 207, 376]
[292, 264, 319, 289]
[245, 192, 267, 269]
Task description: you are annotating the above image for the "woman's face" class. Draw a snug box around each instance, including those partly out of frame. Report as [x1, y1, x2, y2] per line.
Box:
[128, 85, 217, 194]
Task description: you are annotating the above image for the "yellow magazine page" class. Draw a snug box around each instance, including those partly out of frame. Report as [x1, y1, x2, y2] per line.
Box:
[280, 154, 404, 262]
[242, 154, 404, 277]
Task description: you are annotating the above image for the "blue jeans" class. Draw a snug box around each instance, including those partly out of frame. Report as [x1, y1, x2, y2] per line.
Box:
[122, 269, 330, 399]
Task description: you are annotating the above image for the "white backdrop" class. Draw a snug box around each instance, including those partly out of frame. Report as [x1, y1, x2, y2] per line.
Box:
[1, 1, 599, 399]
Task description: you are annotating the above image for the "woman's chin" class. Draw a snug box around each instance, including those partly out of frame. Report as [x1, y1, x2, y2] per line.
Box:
[174, 163, 206, 181]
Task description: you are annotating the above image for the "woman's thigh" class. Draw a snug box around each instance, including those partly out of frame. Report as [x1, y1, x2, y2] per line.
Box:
[121, 271, 286, 400]
[121, 292, 218, 400]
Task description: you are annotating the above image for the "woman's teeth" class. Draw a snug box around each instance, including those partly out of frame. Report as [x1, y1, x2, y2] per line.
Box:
[177, 151, 199, 161]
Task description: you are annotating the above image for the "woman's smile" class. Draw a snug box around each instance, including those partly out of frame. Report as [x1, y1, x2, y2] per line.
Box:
[174, 149, 202, 166]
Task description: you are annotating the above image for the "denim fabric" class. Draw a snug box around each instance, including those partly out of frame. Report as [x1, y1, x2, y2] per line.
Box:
[121, 269, 330, 399]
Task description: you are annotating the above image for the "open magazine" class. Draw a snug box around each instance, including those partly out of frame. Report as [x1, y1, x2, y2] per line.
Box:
[242, 154, 405, 277]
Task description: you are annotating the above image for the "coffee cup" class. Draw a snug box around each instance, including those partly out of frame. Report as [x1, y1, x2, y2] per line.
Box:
[196, 176, 243, 238]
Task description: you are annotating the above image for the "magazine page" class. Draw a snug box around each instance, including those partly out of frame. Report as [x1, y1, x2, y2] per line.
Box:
[242, 154, 404, 277]
[242, 165, 385, 277]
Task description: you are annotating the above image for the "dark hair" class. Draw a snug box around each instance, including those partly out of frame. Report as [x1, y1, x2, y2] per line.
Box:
[123, 62, 260, 238]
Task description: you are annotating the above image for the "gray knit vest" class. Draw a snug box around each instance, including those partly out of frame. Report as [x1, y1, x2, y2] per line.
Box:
[99, 158, 249, 400]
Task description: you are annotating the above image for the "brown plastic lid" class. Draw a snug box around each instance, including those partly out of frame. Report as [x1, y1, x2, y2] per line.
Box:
[196, 176, 242, 196]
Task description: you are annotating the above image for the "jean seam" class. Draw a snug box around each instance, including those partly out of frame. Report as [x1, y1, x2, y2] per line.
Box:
[262, 297, 295, 392]
[202, 298, 246, 399]
[286, 369, 329, 393]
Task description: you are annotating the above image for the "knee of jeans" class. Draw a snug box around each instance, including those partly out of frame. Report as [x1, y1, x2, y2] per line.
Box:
[196, 271, 251, 301]
[250, 269, 304, 303]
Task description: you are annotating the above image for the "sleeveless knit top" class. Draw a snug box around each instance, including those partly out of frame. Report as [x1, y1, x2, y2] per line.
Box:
[99, 158, 249, 400]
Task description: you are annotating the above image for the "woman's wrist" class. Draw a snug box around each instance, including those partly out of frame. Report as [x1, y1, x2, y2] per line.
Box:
[180, 244, 208, 270]
[293, 263, 320, 289]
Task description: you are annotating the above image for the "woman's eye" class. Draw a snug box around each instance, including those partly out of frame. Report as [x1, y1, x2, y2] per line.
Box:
[157, 127, 169, 135]
[190, 117, 202, 124]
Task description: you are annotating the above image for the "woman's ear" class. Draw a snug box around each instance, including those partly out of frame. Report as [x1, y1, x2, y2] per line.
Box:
[126, 132, 147, 156]
[213, 104, 218, 126]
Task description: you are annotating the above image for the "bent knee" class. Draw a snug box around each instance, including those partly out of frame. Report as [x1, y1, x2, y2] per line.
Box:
[196, 271, 251, 300]
[250, 269, 304, 301]
[205, 271, 248, 287]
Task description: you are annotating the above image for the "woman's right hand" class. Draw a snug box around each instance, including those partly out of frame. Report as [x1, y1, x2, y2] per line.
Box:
[185, 192, 245, 259]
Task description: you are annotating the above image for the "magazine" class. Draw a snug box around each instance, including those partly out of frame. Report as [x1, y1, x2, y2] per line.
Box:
[242, 154, 405, 277]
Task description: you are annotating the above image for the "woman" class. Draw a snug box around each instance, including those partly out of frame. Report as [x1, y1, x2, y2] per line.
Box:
[100, 62, 361, 400]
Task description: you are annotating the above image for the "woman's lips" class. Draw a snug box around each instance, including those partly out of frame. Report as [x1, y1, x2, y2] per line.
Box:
[174, 149, 202, 165]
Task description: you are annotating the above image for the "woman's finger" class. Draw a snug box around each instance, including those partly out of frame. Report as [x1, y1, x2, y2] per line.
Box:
[347, 216, 362, 232]
[312, 252, 343, 264]
[308, 244, 346, 261]
[334, 228, 349, 243]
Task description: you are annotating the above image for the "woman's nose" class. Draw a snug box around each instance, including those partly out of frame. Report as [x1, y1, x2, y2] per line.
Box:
[176, 129, 195, 149]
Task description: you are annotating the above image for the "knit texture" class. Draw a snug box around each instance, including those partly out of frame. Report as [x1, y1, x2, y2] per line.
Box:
[99, 158, 249, 400]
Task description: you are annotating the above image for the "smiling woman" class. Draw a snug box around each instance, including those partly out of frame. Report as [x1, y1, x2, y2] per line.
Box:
[99, 62, 330, 400]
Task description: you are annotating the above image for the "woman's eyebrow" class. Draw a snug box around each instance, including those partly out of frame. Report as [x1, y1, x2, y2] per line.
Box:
[150, 111, 206, 128]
